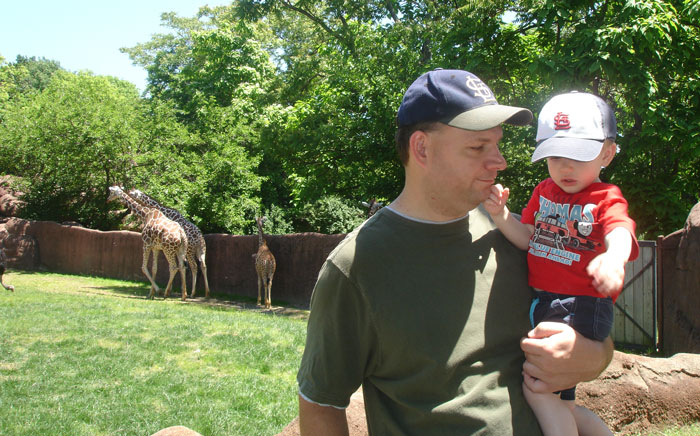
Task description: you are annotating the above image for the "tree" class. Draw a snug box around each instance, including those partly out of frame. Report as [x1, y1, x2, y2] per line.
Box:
[0, 55, 63, 113]
[0, 70, 264, 234]
[0, 71, 148, 228]
[14, 0, 691, 237]
[508, 0, 700, 237]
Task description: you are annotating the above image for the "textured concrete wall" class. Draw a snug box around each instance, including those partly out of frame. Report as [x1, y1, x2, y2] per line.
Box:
[1, 217, 345, 307]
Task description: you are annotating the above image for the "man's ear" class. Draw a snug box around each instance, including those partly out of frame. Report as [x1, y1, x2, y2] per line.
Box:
[409, 130, 429, 168]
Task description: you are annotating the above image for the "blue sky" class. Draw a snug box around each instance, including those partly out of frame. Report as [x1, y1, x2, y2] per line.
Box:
[1, 1, 231, 92]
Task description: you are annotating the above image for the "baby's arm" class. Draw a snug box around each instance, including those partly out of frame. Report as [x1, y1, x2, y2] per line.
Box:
[483, 184, 534, 250]
[586, 227, 633, 296]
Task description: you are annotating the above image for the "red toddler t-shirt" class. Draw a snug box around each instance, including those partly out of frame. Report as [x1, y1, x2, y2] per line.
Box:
[521, 178, 639, 300]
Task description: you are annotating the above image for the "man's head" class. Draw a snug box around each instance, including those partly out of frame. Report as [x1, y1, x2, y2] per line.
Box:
[532, 91, 617, 163]
[395, 69, 532, 165]
[392, 70, 533, 219]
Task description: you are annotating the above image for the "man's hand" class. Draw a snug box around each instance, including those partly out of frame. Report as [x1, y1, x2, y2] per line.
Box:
[520, 322, 613, 393]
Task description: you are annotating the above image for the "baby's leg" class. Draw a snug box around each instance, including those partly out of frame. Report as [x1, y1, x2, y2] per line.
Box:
[570, 403, 613, 436]
[523, 382, 577, 436]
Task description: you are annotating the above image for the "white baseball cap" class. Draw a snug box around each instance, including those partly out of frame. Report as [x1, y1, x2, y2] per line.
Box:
[532, 91, 617, 162]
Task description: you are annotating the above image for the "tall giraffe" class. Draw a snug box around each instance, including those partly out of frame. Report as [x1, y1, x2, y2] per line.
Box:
[254, 216, 276, 309]
[0, 241, 14, 292]
[108, 186, 188, 300]
[129, 189, 210, 299]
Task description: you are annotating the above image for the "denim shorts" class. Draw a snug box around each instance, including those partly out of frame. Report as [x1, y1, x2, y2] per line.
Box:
[529, 290, 614, 400]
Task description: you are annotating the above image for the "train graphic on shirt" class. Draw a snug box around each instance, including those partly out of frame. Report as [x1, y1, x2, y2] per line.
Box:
[531, 212, 601, 252]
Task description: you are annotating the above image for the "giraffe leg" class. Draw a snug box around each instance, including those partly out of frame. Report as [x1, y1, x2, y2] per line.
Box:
[178, 250, 187, 301]
[142, 247, 159, 299]
[0, 266, 14, 292]
[151, 248, 160, 294]
[266, 276, 273, 309]
[257, 274, 262, 306]
[187, 252, 198, 298]
[198, 248, 210, 299]
[162, 250, 178, 299]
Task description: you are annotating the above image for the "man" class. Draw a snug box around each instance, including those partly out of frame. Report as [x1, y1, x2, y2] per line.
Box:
[297, 69, 613, 435]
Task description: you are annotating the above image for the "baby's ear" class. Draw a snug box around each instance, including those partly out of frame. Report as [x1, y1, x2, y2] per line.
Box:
[601, 140, 617, 166]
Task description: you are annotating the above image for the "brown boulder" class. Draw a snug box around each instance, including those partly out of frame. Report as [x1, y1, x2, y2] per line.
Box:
[578, 351, 700, 435]
[150, 426, 203, 436]
[660, 201, 700, 355]
[0, 219, 39, 269]
[0, 176, 25, 217]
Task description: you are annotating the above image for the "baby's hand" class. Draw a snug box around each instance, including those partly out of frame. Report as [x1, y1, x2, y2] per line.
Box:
[586, 252, 626, 297]
[483, 184, 510, 218]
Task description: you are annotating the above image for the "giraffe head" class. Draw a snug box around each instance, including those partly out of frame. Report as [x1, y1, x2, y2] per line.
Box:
[361, 198, 384, 218]
[107, 185, 125, 203]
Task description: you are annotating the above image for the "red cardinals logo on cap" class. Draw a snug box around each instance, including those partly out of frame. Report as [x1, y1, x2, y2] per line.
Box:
[553, 112, 570, 130]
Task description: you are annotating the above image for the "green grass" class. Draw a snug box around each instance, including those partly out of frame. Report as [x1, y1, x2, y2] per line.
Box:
[0, 271, 308, 436]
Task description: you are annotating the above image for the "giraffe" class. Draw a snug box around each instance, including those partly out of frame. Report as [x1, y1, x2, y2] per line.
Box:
[0, 241, 14, 292]
[361, 198, 384, 219]
[107, 186, 188, 300]
[254, 216, 276, 309]
[128, 189, 210, 299]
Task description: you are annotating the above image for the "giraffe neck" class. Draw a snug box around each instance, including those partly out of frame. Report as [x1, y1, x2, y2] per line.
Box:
[135, 192, 183, 222]
[120, 191, 150, 222]
[139, 193, 161, 210]
[257, 221, 265, 247]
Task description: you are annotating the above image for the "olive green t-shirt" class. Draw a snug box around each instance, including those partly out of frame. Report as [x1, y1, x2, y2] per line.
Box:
[297, 206, 541, 435]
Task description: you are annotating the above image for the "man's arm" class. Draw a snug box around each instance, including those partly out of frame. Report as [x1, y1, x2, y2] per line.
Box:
[520, 322, 614, 393]
[299, 395, 349, 436]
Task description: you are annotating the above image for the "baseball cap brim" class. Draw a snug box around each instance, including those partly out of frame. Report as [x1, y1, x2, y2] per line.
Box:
[445, 104, 533, 130]
[531, 137, 604, 163]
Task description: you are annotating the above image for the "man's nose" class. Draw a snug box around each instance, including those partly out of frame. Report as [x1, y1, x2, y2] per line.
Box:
[486, 149, 507, 171]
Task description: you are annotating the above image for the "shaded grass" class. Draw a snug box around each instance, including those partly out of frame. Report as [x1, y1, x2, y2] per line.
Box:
[0, 271, 308, 436]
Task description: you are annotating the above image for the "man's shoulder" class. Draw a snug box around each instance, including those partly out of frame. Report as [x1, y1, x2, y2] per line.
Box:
[325, 214, 388, 267]
[469, 204, 499, 237]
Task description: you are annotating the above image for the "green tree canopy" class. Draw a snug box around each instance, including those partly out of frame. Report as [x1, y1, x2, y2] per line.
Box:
[0, 70, 263, 234]
[2, 0, 698, 236]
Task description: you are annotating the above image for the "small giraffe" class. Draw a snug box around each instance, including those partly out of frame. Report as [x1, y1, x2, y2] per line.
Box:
[362, 198, 384, 218]
[108, 186, 188, 300]
[254, 216, 276, 309]
[129, 189, 210, 299]
[0, 241, 14, 292]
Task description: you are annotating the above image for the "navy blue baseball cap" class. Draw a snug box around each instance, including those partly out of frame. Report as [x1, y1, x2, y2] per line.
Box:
[397, 69, 533, 130]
